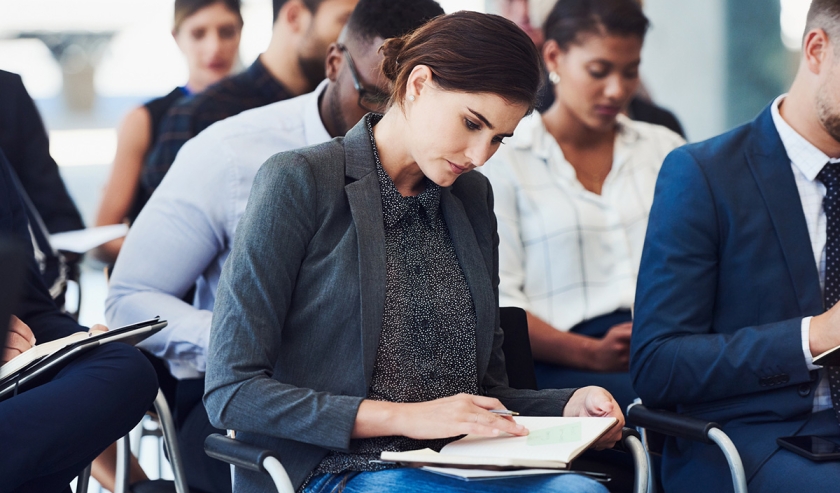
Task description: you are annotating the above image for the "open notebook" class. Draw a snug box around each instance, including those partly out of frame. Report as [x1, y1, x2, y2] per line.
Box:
[381, 416, 617, 477]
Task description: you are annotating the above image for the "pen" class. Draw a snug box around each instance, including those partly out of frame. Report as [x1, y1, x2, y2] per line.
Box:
[489, 409, 519, 416]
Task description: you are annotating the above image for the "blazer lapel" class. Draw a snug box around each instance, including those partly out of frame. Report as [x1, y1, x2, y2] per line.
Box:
[343, 121, 387, 386]
[440, 188, 496, 381]
[746, 105, 823, 315]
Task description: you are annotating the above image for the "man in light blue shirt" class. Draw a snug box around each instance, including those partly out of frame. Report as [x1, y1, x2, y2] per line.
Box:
[104, 0, 444, 489]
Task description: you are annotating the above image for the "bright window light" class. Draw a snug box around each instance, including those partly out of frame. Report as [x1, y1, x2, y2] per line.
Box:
[780, 0, 811, 50]
[49, 128, 117, 167]
[439, 0, 485, 14]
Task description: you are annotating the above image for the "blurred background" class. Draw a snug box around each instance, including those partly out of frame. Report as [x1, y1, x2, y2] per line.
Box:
[0, 0, 813, 487]
[0, 0, 810, 344]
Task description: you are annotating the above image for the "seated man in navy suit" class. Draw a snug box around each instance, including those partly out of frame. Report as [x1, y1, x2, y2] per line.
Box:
[631, 1, 840, 491]
[0, 148, 157, 493]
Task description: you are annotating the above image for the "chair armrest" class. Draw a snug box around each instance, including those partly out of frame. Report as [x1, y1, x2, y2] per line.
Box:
[204, 433, 280, 474]
[610, 426, 641, 453]
[627, 403, 718, 443]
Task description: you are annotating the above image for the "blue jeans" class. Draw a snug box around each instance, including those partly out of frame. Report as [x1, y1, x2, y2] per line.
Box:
[304, 468, 609, 493]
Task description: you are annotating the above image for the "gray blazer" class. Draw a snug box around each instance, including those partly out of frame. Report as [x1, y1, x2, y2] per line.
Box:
[204, 118, 576, 492]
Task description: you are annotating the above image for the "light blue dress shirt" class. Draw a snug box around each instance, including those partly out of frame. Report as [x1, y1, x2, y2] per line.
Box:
[106, 80, 331, 379]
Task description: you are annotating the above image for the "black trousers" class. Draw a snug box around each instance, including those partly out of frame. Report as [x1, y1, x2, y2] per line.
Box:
[0, 343, 158, 493]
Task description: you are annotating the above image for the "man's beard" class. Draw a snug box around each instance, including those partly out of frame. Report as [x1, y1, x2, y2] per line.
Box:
[817, 77, 840, 144]
[327, 78, 349, 136]
[298, 54, 326, 93]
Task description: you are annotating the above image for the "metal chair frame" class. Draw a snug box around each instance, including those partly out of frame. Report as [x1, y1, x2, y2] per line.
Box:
[627, 401, 747, 493]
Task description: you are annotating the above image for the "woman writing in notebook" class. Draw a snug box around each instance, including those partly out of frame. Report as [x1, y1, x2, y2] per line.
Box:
[204, 11, 624, 493]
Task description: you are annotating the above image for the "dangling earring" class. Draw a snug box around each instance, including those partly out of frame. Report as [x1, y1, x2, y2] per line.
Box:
[408, 94, 416, 102]
[548, 72, 561, 85]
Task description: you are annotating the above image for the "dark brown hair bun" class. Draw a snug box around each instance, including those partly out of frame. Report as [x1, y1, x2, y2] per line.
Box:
[380, 11, 543, 113]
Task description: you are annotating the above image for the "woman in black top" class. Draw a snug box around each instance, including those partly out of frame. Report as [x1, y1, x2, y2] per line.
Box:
[94, 0, 243, 264]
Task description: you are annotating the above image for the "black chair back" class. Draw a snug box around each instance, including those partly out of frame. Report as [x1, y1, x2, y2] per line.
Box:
[499, 306, 538, 390]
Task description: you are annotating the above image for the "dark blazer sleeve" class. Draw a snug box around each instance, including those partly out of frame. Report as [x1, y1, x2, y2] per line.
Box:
[630, 147, 809, 408]
[0, 71, 84, 234]
[0, 149, 82, 343]
[204, 153, 364, 451]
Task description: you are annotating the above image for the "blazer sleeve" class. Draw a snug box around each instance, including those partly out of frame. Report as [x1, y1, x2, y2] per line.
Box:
[5, 74, 84, 234]
[0, 149, 82, 343]
[478, 176, 576, 415]
[630, 148, 810, 408]
[203, 152, 363, 452]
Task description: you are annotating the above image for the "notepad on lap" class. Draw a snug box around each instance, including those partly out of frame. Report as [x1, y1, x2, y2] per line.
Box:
[0, 317, 166, 400]
[381, 416, 617, 472]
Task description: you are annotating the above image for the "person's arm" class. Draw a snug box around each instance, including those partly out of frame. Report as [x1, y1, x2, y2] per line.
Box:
[528, 313, 631, 372]
[105, 133, 233, 376]
[6, 73, 84, 234]
[93, 106, 152, 264]
[204, 152, 368, 450]
[630, 147, 812, 408]
[0, 149, 81, 342]
[482, 149, 631, 372]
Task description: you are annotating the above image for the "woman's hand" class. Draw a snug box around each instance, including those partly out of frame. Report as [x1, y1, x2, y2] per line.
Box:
[353, 393, 528, 440]
[563, 386, 625, 450]
[3, 316, 36, 364]
[588, 322, 632, 372]
[89, 324, 109, 336]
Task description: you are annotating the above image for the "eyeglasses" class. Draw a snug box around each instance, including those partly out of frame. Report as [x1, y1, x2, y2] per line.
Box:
[337, 43, 390, 114]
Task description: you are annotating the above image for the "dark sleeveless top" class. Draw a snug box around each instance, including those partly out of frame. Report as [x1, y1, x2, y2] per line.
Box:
[128, 87, 187, 223]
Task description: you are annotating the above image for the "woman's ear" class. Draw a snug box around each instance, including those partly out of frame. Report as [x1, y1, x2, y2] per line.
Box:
[406, 65, 433, 101]
[542, 39, 565, 76]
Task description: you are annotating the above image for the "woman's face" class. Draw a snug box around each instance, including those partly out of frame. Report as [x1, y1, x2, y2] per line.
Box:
[546, 33, 642, 132]
[403, 75, 529, 188]
[174, 2, 242, 89]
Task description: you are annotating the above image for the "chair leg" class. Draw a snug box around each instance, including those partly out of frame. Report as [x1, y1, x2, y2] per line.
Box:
[115, 435, 131, 493]
[708, 428, 748, 493]
[153, 389, 190, 493]
[76, 463, 92, 493]
[622, 434, 651, 493]
[262, 456, 295, 493]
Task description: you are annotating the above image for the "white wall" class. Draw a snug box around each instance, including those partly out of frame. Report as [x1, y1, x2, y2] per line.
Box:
[640, 0, 727, 142]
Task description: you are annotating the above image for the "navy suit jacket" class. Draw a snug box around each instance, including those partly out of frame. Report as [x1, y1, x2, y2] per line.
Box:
[631, 104, 824, 492]
[0, 148, 81, 343]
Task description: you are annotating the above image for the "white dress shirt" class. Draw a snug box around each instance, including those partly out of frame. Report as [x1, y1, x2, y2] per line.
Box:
[481, 113, 684, 332]
[106, 80, 331, 379]
[770, 94, 840, 412]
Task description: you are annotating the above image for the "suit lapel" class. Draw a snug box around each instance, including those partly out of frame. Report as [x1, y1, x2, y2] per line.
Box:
[344, 121, 387, 386]
[746, 106, 823, 315]
[440, 188, 496, 381]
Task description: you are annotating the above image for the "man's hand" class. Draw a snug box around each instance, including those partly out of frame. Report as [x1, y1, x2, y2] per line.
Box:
[3, 316, 36, 364]
[588, 322, 632, 372]
[810, 301, 840, 357]
[563, 386, 625, 450]
[89, 324, 108, 336]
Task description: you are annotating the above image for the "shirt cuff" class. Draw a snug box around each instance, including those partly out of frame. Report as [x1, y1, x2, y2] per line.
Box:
[802, 316, 822, 370]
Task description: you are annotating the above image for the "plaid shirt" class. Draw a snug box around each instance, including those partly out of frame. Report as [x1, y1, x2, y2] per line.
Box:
[141, 57, 293, 194]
